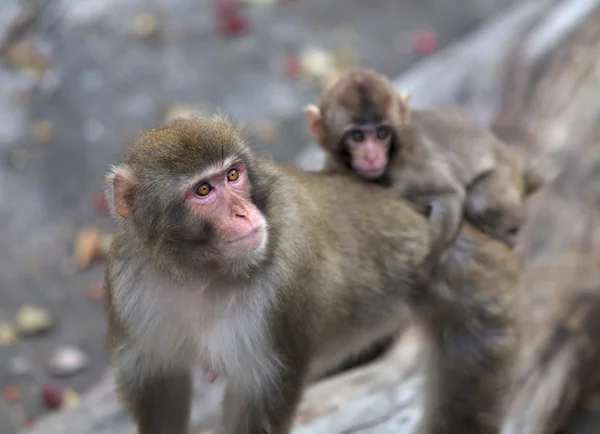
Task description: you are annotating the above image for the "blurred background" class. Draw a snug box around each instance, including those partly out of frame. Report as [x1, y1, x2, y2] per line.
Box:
[2, 0, 600, 433]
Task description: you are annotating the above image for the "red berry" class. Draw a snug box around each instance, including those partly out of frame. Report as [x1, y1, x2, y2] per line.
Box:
[94, 195, 110, 215]
[219, 13, 248, 36]
[282, 55, 302, 79]
[41, 386, 62, 410]
[412, 30, 438, 56]
[3, 385, 21, 403]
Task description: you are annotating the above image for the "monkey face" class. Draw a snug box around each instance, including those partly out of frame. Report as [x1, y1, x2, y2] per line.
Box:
[343, 123, 392, 180]
[108, 116, 272, 276]
[182, 160, 268, 255]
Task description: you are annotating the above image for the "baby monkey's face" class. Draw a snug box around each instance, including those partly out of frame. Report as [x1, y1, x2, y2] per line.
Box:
[343, 122, 393, 180]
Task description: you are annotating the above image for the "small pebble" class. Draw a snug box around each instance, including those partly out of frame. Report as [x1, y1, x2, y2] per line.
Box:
[412, 30, 438, 56]
[3, 385, 21, 403]
[41, 386, 62, 410]
[0, 323, 18, 346]
[48, 346, 88, 377]
[15, 305, 53, 336]
[300, 47, 336, 81]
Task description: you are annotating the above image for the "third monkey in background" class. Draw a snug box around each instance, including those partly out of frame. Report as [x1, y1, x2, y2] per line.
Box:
[305, 68, 543, 279]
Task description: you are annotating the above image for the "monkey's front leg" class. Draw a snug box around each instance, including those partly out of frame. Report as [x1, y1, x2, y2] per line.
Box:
[414, 187, 465, 285]
[221, 352, 309, 434]
[115, 359, 192, 434]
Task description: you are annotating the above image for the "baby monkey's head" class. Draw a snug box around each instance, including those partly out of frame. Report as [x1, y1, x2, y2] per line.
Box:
[304, 68, 407, 181]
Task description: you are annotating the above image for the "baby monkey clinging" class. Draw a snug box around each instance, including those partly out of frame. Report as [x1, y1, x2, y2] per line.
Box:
[305, 68, 543, 278]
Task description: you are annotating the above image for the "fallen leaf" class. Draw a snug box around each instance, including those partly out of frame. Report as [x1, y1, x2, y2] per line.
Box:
[0, 323, 18, 346]
[3, 385, 21, 403]
[48, 346, 88, 377]
[41, 386, 62, 410]
[4, 40, 51, 74]
[133, 12, 160, 38]
[31, 121, 54, 143]
[73, 226, 103, 268]
[412, 30, 438, 56]
[62, 388, 81, 409]
[15, 305, 53, 336]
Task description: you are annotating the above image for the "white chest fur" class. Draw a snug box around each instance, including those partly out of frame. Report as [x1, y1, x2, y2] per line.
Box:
[113, 268, 279, 392]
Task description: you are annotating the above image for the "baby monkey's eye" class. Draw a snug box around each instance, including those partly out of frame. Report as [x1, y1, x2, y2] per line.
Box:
[376, 127, 390, 140]
[227, 168, 240, 182]
[350, 130, 365, 142]
[195, 182, 212, 197]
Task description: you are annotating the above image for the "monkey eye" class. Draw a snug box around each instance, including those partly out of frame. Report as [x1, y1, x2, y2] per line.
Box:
[376, 127, 390, 140]
[195, 182, 212, 197]
[507, 227, 519, 236]
[350, 130, 365, 142]
[227, 168, 240, 182]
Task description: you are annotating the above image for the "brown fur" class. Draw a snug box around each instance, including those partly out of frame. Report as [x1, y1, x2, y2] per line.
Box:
[104, 115, 522, 434]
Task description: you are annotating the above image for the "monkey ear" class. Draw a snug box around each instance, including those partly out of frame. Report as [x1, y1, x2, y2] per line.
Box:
[105, 165, 137, 219]
[303, 104, 323, 139]
[397, 91, 412, 125]
[523, 163, 545, 197]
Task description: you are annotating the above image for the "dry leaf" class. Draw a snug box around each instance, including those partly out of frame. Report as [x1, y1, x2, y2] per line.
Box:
[62, 388, 81, 409]
[5, 40, 51, 74]
[133, 12, 160, 37]
[15, 305, 53, 336]
[73, 226, 103, 268]
[0, 323, 18, 346]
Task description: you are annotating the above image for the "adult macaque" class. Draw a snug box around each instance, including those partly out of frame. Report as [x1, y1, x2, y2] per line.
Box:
[304, 68, 542, 280]
[104, 115, 522, 434]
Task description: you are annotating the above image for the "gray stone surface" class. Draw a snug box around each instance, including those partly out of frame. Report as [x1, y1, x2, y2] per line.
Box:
[0, 0, 519, 431]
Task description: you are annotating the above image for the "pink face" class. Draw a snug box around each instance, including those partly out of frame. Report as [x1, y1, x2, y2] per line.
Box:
[184, 161, 266, 253]
[344, 123, 392, 180]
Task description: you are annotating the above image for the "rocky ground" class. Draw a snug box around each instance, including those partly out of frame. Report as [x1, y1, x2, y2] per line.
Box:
[0, 0, 522, 431]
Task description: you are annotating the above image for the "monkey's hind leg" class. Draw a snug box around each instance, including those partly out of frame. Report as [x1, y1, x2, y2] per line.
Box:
[115, 364, 193, 434]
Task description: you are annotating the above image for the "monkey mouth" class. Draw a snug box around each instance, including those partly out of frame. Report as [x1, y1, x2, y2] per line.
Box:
[224, 226, 266, 250]
[358, 167, 386, 179]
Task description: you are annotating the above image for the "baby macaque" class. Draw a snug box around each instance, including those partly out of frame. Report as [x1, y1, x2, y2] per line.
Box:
[305, 68, 542, 280]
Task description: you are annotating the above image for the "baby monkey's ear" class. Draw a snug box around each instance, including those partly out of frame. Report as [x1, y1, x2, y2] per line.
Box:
[303, 104, 324, 140]
[397, 91, 412, 125]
